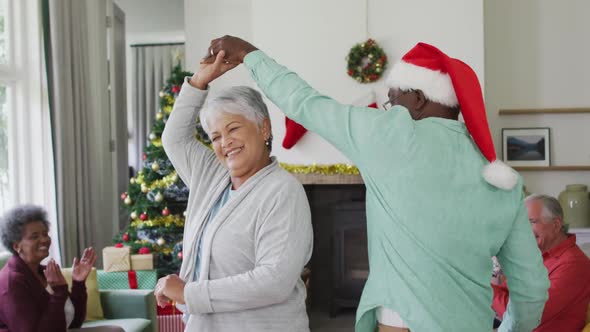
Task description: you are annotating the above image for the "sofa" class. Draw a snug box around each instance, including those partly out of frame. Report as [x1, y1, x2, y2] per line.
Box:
[0, 251, 157, 332]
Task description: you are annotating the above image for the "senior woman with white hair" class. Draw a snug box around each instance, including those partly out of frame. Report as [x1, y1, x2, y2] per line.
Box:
[154, 51, 313, 331]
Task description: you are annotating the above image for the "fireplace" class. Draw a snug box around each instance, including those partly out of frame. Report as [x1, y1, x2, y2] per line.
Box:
[303, 183, 368, 316]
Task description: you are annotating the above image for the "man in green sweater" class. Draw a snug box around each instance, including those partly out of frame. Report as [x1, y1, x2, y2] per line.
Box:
[204, 36, 549, 332]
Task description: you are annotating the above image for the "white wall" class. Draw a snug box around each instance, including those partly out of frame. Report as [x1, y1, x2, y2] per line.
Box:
[485, 0, 590, 197]
[114, 0, 185, 44]
[185, 0, 484, 164]
[114, 0, 185, 168]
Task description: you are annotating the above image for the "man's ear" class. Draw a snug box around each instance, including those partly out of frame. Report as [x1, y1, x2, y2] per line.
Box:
[414, 89, 428, 110]
[553, 217, 564, 233]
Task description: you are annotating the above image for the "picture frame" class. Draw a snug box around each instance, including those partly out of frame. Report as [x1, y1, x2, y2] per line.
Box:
[502, 128, 550, 167]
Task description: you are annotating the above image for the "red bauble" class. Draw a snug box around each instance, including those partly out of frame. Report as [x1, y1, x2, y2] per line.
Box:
[114, 243, 123, 248]
[122, 233, 130, 241]
[142, 153, 147, 160]
[177, 251, 183, 260]
[171, 85, 180, 94]
[120, 192, 127, 200]
[162, 207, 170, 216]
[139, 213, 148, 221]
[138, 247, 151, 254]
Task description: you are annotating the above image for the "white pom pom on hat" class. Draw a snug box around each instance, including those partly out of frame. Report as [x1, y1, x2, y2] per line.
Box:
[387, 43, 518, 190]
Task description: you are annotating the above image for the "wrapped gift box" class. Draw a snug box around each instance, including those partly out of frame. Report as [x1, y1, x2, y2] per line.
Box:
[102, 246, 131, 272]
[130, 253, 154, 270]
[157, 302, 183, 316]
[158, 314, 184, 332]
[97, 269, 157, 290]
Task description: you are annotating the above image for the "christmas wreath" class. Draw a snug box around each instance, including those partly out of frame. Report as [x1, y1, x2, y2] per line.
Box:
[346, 39, 388, 83]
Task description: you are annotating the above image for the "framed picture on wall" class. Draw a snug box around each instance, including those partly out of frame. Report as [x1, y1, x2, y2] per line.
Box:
[502, 128, 551, 167]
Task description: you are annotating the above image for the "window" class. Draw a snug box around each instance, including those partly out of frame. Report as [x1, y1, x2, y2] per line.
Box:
[0, 0, 57, 258]
[0, 0, 12, 211]
[0, 0, 8, 64]
[0, 84, 8, 211]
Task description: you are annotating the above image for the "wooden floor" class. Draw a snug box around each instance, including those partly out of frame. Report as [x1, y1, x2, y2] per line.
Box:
[309, 309, 356, 332]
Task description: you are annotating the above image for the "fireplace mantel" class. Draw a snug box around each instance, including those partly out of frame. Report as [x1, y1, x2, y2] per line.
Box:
[291, 173, 363, 185]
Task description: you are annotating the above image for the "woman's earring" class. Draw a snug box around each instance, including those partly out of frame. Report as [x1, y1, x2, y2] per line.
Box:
[264, 134, 273, 150]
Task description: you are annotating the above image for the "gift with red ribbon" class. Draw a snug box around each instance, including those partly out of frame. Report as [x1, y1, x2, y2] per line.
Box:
[97, 269, 157, 290]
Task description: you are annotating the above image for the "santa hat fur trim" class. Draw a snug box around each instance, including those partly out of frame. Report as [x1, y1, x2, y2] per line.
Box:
[387, 61, 458, 107]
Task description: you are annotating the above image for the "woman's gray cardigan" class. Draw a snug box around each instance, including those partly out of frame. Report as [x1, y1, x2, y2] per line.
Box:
[161, 80, 313, 331]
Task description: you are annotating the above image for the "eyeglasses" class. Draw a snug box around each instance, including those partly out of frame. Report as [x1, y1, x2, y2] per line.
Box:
[382, 89, 414, 111]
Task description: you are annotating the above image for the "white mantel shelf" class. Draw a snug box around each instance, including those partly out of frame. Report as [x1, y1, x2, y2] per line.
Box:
[291, 173, 364, 185]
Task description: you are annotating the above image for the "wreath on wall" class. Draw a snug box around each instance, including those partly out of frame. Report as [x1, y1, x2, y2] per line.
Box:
[346, 39, 388, 83]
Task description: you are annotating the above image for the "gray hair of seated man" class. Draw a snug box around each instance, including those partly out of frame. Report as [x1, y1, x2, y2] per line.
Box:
[199, 86, 273, 151]
[0, 204, 50, 255]
[525, 194, 568, 233]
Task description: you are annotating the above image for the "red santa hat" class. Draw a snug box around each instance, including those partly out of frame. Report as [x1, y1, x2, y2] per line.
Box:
[387, 42, 518, 190]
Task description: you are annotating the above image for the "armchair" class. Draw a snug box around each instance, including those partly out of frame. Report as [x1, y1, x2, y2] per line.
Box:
[0, 251, 156, 332]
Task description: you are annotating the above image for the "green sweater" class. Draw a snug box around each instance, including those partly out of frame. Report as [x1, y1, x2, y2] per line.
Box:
[244, 50, 549, 332]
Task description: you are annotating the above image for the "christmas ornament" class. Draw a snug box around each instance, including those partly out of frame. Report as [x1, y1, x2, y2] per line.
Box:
[183, 210, 187, 217]
[142, 153, 147, 160]
[140, 212, 148, 221]
[346, 39, 388, 83]
[122, 233, 130, 241]
[124, 197, 132, 205]
[130, 211, 137, 220]
[171, 85, 180, 94]
[171, 173, 178, 182]
[138, 247, 151, 254]
[156, 112, 164, 121]
[151, 162, 160, 172]
[282, 118, 307, 149]
[157, 238, 166, 246]
[141, 184, 148, 193]
[130, 177, 136, 184]
[177, 251, 183, 260]
[120, 192, 127, 200]
[155, 192, 164, 202]
[159, 91, 165, 98]
[114, 243, 123, 248]
[162, 207, 170, 216]
[149, 132, 157, 141]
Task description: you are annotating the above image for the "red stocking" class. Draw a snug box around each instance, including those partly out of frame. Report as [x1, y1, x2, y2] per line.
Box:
[282, 117, 307, 149]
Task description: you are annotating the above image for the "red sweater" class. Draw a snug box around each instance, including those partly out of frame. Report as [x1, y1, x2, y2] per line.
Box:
[0, 255, 87, 332]
[493, 234, 590, 332]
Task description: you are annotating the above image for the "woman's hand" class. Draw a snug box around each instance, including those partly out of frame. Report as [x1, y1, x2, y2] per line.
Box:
[44, 259, 67, 287]
[155, 274, 186, 307]
[72, 247, 97, 282]
[189, 50, 239, 90]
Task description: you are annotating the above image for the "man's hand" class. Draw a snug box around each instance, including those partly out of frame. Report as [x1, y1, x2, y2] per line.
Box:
[202, 35, 258, 66]
[491, 269, 506, 286]
[189, 50, 239, 90]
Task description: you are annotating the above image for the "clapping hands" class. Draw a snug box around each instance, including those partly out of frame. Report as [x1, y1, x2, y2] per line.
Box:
[44, 259, 67, 287]
[72, 247, 97, 282]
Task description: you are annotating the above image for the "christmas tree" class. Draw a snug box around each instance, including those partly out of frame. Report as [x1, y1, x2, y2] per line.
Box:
[114, 63, 209, 277]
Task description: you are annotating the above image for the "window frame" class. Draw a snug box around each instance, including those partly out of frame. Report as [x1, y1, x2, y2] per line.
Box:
[0, 0, 58, 260]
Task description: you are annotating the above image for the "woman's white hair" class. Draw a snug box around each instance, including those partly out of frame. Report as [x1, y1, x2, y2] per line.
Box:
[200, 86, 270, 135]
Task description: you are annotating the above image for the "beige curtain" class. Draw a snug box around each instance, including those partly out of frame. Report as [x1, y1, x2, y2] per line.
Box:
[130, 43, 185, 172]
[44, 0, 116, 265]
